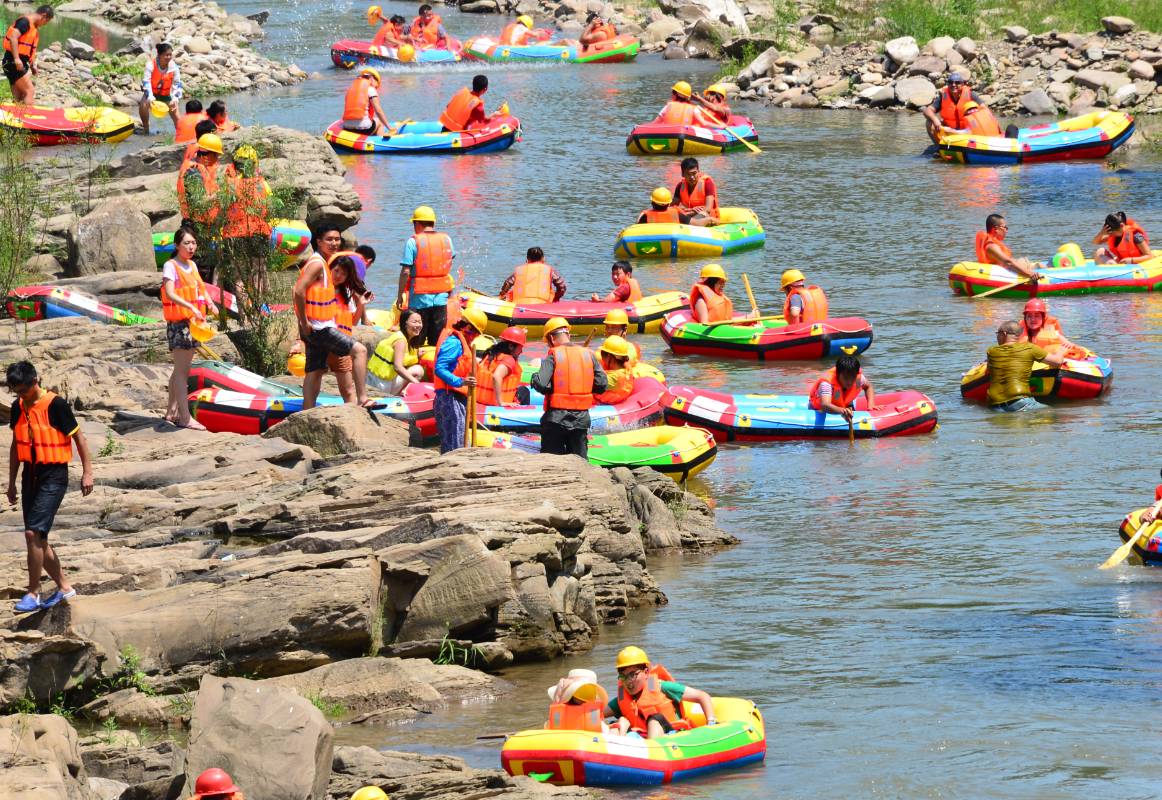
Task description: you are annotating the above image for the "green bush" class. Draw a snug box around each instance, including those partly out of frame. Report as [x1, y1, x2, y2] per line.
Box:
[882, 0, 980, 41]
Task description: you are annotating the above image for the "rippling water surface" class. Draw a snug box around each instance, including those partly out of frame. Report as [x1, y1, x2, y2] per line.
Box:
[203, 2, 1162, 795]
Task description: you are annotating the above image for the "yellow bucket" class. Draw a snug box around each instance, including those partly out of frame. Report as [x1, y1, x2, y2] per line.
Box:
[150, 100, 169, 118]
[188, 319, 215, 342]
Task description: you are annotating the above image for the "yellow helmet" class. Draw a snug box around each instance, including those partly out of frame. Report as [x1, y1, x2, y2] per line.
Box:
[287, 352, 306, 377]
[616, 645, 649, 670]
[234, 144, 258, 162]
[460, 307, 488, 334]
[780, 268, 805, 289]
[700, 263, 727, 281]
[411, 205, 436, 224]
[650, 187, 673, 206]
[196, 133, 223, 155]
[671, 80, 692, 98]
[600, 335, 630, 359]
[360, 66, 381, 85]
[351, 788, 388, 800]
[603, 308, 629, 326]
[366, 5, 382, 25]
[517, 14, 533, 27]
[543, 316, 570, 341]
[704, 83, 727, 97]
[397, 43, 416, 62]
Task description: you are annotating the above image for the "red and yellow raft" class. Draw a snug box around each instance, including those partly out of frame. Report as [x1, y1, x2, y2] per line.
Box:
[0, 103, 135, 145]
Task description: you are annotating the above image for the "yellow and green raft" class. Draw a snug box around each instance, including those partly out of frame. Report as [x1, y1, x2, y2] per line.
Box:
[614, 207, 765, 259]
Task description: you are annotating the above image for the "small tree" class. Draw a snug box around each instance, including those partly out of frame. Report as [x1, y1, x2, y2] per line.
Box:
[0, 131, 52, 298]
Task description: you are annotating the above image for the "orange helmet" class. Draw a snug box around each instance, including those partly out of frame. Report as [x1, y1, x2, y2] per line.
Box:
[1024, 298, 1047, 314]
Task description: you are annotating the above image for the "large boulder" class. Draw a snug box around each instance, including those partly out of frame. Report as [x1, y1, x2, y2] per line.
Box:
[260, 404, 409, 458]
[738, 45, 779, 82]
[0, 630, 99, 707]
[681, 18, 729, 59]
[642, 17, 685, 45]
[66, 198, 155, 277]
[1073, 68, 1131, 92]
[1101, 16, 1135, 35]
[657, 0, 749, 34]
[186, 675, 333, 800]
[885, 35, 919, 65]
[80, 739, 185, 796]
[0, 714, 96, 800]
[927, 35, 955, 58]
[894, 76, 937, 107]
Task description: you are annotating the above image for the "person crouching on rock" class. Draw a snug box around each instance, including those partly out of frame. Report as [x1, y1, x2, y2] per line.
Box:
[161, 227, 217, 430]
[189, 767, 243, 800]
[433, 307, 488, 453]
[546, 669, 611, 734]
[607, 646, 717, 739]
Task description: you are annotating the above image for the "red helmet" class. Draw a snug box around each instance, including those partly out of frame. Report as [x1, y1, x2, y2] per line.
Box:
[194, 769, 241, 797]
[499, 326, 527, 347]
[1023, 298, 1047, 314]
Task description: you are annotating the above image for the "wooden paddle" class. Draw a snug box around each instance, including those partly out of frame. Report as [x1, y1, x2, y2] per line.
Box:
[1099, 516, 1156, 569]
[742, 273, 760, 316]
[972, 276, 1033, 299]
[465, 346, 479, 447]
[847, 414, 855, 444]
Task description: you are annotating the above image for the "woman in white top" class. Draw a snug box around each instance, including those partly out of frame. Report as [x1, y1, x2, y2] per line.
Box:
[160, 227, 217, 429]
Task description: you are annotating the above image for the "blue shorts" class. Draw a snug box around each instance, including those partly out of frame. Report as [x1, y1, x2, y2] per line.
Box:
[21, 464, 69, 537]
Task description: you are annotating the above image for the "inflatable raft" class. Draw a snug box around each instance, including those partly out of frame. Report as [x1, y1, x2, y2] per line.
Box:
[1118, 509, 1162, 566]
[474, 424, 716, 481]
[614, 208, 765, 258]
[329, 38, 461, 66]
[152, 219, 311, 270]
[662, 385, 938, 442]
[0, 103, 135, 145]
[5, 285, 157, 325]
[948, 255, 1162, 297]
[937, 111, 1135, 165]
[463, 34, 639, 64]
[478, 376, 666, 435]
[661, 310, 873, 361]
[960, 350, 1112, 402]
[460, 290, 688, 337]
[502, 696, 764, 786]
[626, 115, 758, 156]
[324, 116, 521, 154]
[187, 360, 302, 397]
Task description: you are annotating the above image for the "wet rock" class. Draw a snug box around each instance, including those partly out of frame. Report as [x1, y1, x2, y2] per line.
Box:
[1101, 16, 1135, 35]
[1003, 25, 1029, 43]
[885, 35, 919, 65]
[789, 93, 820, 108]
[955, 36, 977, 60]
[807, 24, 835, 44]
[1020, 88, 1055, 114]
[859, 84, 896, 105]
[662, 42, 688, 59]
[894, 76, 937, 106]
[816, 77, 851, 100]
[66, 198, 155, 277]
[0, 714, 96, 800]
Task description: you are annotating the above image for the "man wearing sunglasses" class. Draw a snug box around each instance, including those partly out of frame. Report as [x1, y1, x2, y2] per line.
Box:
[606, 646, 717, 738]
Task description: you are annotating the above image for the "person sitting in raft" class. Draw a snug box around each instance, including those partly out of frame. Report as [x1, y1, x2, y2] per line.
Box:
[780, 269, 828, 325]
[370, 8, 408, 47]
[693, 83, 731, 125]
[595, 336, 635, 405]
[809, 354, 877, 421]
[606, 646, 716, 739]
[342, 67, 391, 135]
[601, 308, 642, 364]
[409, 4, 448, 48]
[592, 261, 642, 303]
[476, 326, 526, 407]
[1017, 298, 1075, 355]
[690, 263, 749, 324]
[636, 188, 711, 227]
[654, 81, 717, 127]
[500, 247, 567, 304]
[207, 99, 240, 133]
[499, 15, 536, 46]
[975, 214, 1044, 281]
[433, 308, 487, 453]
[580, 12, 617, 47]
[440, 74, 497, 132]
[985, 320, 1066, 412]
[546, 669, 611, 734]
[958, 100, 1003, 137]
[1139, 469, 1162, 524]
[921, 72, 986, 143]
[368, 308, 425, 395]
[1093, 211, 1153, 264]
[670, 157, 719, 226]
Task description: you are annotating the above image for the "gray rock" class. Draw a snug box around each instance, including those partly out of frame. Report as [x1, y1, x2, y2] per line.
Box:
[1085, 46, 1104, 62]
[1069, 88, 1098, 115]
[656, 0, 750, 34]
[1004, 25, 1029, 42]
[807, 24, 835, 44]
[927, 35, 956, 58]
[1073, 68, 1131, 91]
[66, 38, 96, 60]
[0, 714, 95, 800]
[885, 35, 919, 65]
[183, 35, 212, 55]
[67, 198, 155, 277]
[1101, 16, 1135, 35]
[1112, 83, 1138, 106]
[1129, 59, 1156, 80]
[24, 252, 62, 276]
[816, 77, 850, 100]
[642, 17, 684, 45]
[908, 54, 946, 76]
[739, 45, 779, 81]
[1046, 81, 1074, 105]
[895, 76, 937, 106]
[680, 18, 726, 59]
[459, 0, 500, 12]
[789, 93, 820, 108]
[662, 42, 688, 59]
[1020, 88, 1055, 114]
[89, 777, 130, 800]
[954, 36, 977, 60]
[1056, 32, 1085, 49]
[859, 84, 896, 105]
[945, 49, 964, 66]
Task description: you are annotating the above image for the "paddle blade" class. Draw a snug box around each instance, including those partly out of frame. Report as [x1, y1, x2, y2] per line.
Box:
[1099, 528, 1145, 570]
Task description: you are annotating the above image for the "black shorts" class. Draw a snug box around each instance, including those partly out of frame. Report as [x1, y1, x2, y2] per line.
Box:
[22, 464, 69, 537]
[305, 325, 355, 373]
[167, 320, 197, 351]
[3, 58, 28, 85]
[646, 713, 675, 734]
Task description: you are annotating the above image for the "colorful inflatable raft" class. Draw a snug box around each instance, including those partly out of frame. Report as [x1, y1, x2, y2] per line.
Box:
[462, 34, 639, 63]
[936, 111, 1135, 165]
[614, 208, 765, 258]
[478, 377, 666, 435]
[960, 350, 1112, 402]
[5, 285, 157, 325]
[0, 103, 135, 145]
[661, 310, 873, 361]
[152, 220, 311, 270]
[324, 116, 521, 154]
[626, 115, 758, 156]
[502, 696, 765, 786]
[1118, 509, 1162, 566]
[329, 38, 462, 66]
[474, 424, 716, 481]
[460, 291, 688, 337]
[948, 255, 1162, 297]
[662, 386, 938, 442]
[187, 360, 302, 397]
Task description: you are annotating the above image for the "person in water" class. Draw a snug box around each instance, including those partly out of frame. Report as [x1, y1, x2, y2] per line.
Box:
[1093, 212, 1153, 264]
[605, 646, 717, 739]
[984, 320, 1065, 412]
[592, 261, 642, 303]
[780, 269, 828, 325]
[809, 354, 877, 421]
[975, 214, 1044, 281]
[921, 71, 987, 143]
[670, 157, 719, 226]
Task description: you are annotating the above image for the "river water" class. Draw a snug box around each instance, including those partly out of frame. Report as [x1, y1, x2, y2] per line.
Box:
[101, 0, 1162, 794]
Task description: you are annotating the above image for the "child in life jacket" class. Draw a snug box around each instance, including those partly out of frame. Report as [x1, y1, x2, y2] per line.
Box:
[606, 646, 717, 739]
[545, 669, 611, 733]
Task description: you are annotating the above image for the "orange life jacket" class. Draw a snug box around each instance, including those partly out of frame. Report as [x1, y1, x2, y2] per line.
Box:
[149, 61, 175, 98]
[1108, 219, 1149, 261]
[675, 175, 718, 215]
[3, 16, 38, 60]
[641, 207, 680, 224]
[409, 230, 455, 295]
[161, 259, 207, 322]
[617, 674, 684, 735]
[623, 277, 643, 302]
[174, 111, 208, 144]
[14, 390, 73, 466]
[506, 262, 553, 304]
[476, 352, 520, 405]
[546, 346, 595, 411]
[334, 297, 355, 334]
[372, 21, 403, 46]
[702, 99, 731, 125]
[965, 106, 1002, 137]
[658, 101, 697, 126]
[809, 367, 862, 411]
[177, 161, 220, 224]
[783, 285, 828, 324]
[499, 22, 529, 45]
[546, 700, 605, 732]
[975, 230, 1012, 265]
[222, 169, 272, 239]
[299, 255, 338, 324]
[1155, 484, 1162, 502]
[689, 282, 733, 323]
[938, 86, 974, 129]
[439, 87, 483, 131]
[343, 76, 374, 122]
[214, 115, 241, 133]
[410, 14, 443, 44]
[1019, 315, 1066, 350]
[433, 329, 472, 395]
[596, 366, 633, 405]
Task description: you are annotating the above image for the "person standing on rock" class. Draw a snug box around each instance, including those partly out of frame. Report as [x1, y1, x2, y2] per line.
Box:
[138, 42, 182, 136]
[6, 360, 93, 614]
[531, 317, 607, 459]
[433, 307, 487, 453]
[921, 72, 986, 143]
[2, 5, 53, 105]
[162, 227, 217, 430]
[395, 205, 455, 346]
